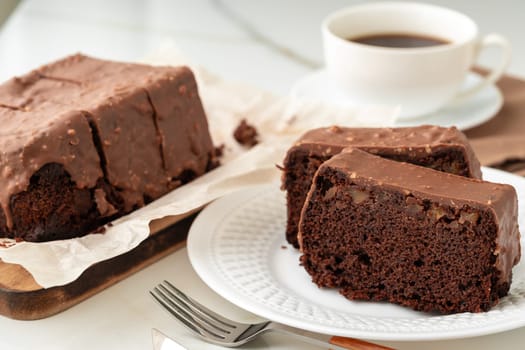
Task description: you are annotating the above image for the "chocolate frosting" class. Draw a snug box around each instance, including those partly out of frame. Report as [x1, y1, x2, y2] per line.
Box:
[288, 125, 482, 179]
[39, 54, 213, 199]
[324, 148, 521, 285]
[144, 68, 213, 185]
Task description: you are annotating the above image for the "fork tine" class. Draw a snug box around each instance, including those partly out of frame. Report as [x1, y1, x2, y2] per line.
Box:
[150, 289, 202, 335]
[157, 282, 234, 333]
[162, 280, 238, 329]
[150, 286, 227, 340]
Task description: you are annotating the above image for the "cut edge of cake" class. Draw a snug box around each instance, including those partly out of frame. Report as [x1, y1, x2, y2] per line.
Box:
[298, 148, 520, 314]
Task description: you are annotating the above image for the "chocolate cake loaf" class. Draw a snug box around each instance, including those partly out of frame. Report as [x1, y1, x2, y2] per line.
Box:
[281, 125, 482, 247]
[0, 54, 216, 242]
[299, 148, 520, 314]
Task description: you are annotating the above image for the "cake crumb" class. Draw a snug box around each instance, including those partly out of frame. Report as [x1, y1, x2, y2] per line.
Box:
[93, 226, 107, 234]
[329, 125, 342, 133]
[207, 144, 225, 170]
[214, 143, 225, 158]
[281, 245, 287, 250]
[233, 119, 259, 147]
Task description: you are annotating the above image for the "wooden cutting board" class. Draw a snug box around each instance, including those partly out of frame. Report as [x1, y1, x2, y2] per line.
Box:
[0, 213, 196, 320]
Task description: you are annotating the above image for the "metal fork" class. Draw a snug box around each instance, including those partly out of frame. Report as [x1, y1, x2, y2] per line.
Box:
[150, 280, 394, 350]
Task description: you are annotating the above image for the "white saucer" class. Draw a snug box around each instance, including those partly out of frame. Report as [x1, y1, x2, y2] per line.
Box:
[291, 69, 503, 130]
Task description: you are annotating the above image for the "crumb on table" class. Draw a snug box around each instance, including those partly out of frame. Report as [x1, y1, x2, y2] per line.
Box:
[233, 119, 259, 147]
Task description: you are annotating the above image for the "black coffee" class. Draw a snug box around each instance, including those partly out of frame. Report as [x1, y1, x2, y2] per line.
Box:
[349, 33, 449, 48]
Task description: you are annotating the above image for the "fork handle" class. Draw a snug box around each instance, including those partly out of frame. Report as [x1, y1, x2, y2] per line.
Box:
[330, 335, 395, 350]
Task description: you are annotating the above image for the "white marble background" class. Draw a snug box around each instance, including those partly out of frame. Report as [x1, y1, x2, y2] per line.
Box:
[1, 1, 525, 349]
[1, 0, 524, 94]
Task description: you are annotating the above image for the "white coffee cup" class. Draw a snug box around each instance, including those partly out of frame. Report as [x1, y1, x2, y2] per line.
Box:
[322, 2, 511, 119]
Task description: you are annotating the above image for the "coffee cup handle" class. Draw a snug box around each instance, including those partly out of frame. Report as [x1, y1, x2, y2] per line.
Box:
[454, 33, 511, 101]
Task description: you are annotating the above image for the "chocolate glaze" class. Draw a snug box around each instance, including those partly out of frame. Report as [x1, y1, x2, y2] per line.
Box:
[143, 67, 213, 187]
[289, 125, 482, 178]
[39, 54, 213, 194]
[83, 90, 166, 211]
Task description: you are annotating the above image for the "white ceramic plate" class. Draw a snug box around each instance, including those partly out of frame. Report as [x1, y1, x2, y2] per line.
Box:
[187, 167, 525, 341]
[290, 69, 503, 131]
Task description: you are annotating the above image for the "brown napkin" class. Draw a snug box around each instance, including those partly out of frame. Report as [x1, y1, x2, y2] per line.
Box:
[465, 71, 525, 176]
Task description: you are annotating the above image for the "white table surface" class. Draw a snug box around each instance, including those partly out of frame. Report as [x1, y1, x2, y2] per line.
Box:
[0, 1, 524, 349]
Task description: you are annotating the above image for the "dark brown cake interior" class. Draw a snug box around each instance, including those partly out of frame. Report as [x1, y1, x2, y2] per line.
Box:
[9, 163, 119, 242]
[299, 149, 520, 314]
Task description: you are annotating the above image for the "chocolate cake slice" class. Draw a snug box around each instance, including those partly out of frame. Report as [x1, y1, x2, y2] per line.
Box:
[299, 148, 520, 314]
[281, 125, 482, 247]
[0, 54, 216, 241]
